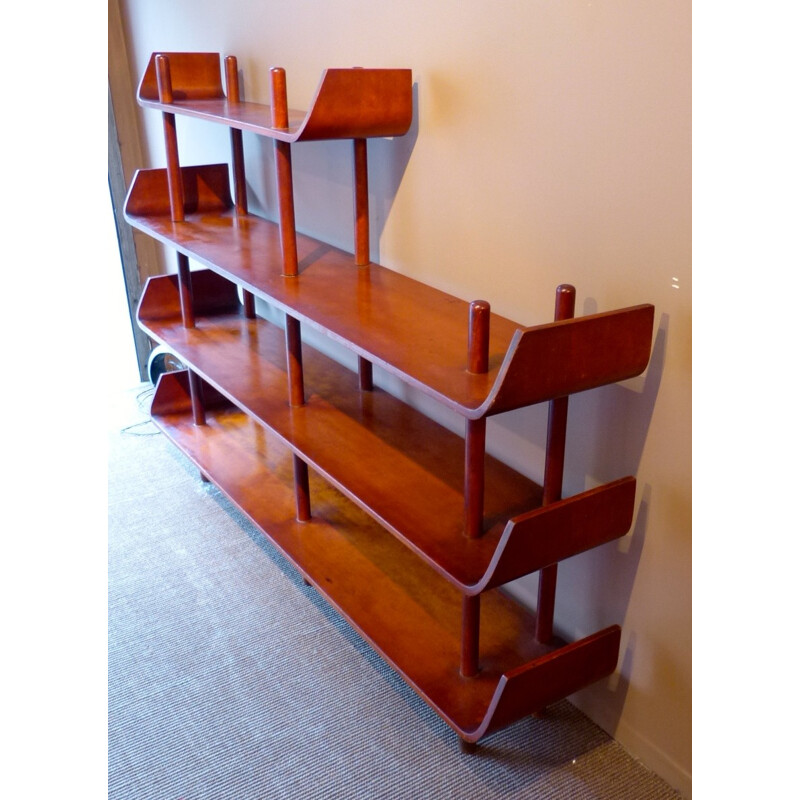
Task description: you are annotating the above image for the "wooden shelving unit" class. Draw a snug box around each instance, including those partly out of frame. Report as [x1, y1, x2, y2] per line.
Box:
[125, 51, 655, 746]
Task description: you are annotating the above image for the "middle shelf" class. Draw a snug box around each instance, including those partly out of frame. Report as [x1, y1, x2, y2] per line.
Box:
[125, 163, 656, 421]
[139, 267, 638, 593]
[148, 367, 623, 742]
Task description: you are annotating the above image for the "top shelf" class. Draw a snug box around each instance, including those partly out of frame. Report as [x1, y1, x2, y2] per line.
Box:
[137, 52, 413, 142]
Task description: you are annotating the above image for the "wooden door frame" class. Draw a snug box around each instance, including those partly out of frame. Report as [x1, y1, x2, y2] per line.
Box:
[108, 0, 164, 380]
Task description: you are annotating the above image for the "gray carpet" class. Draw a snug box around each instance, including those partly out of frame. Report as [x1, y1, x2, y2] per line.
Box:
[108, 383, 682, 799]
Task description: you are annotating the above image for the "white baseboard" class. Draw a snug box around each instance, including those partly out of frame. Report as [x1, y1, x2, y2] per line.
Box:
[570, 694, 692, 798]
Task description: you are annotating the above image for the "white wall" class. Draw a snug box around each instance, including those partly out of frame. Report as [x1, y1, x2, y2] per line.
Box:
[118, 1, 691, 794]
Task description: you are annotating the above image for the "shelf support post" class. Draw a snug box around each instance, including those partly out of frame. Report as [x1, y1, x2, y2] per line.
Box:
[225, 55, 256, 320]
[460, 595, 481, 678]
[464, 300, 490, 539]
[270, 67, 299, 278]
[155, 55, 185, 223]
[225, 56, 249, 216]
[353, 137, 374, 390]
[461, 300, 490, 677]
[353, 138, 369, 266]
[155, 54, 205, 427]
[535, 284, 576, 644]
[270, 66, 308, 517]
[155, 56, 195, 329]
[175, 252, 196, 330]
[188, 371, 207, 426]
[285, 313, 311, 521]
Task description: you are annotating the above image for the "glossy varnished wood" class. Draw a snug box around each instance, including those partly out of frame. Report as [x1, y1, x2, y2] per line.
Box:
[139, 270, 639, 594]
[138, 270, 540, 588]
[536, 284, 576, 643]
[129, 50, 655, 747]
[125, 164, 655, 417]
[137, 52, 413, 142]
[149, 371, 621, 741]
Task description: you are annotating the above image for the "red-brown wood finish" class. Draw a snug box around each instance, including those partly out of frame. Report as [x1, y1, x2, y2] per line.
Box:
[353, 137, 370, 266]
[175, 252, 195, 329]
[125, 164, 654, 418]
[137, 52, 413, 142]
[224, 56, 248, 215]
[353, 136, 374, 391]
[154, 56, 185, 223]
[536, 284, 576, 643]
[461, 595, 481, 678]
[139, 270, 641, 593]
[462, 298, 488, 675]
[148, 371, 622, 742]
[130, 52, 655, 747]
[270, 67, 299, 278]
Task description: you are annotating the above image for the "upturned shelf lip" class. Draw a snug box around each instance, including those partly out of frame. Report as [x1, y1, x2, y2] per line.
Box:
[125, 164, 655, 420]
[137, 270, 538, 590]
[137, 51, 414, 142]
[139, 270, 639, 596]
[149, 370, 622, 742]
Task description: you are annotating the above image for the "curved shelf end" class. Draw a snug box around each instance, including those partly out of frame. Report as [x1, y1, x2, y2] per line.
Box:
[138, 51, 226, 102]
[463, 625, 622, 744]
[467, 477, 637, 595]
[477, 303, 656, 418]
[299, 67, 413, 141]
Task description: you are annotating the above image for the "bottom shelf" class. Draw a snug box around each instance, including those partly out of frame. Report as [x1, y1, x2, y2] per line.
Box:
[150, 370, 621, 743]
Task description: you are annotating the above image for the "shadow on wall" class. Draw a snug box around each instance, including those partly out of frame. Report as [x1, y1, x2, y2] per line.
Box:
[499, 313, 668, 729]
[245, 83, 420, 261]
[490, 310, 666, 487]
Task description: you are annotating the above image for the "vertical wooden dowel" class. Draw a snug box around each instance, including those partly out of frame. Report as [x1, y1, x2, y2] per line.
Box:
[176, 252, 195, 329]
[460, 595, 481, 677]
[177, 254, 205, 424]
[353, 138, 369, 265]
[358, 360, 374, 391]
[461, 300, 491, 677]
[464, 299, 490, 538]
[242, 291, 256, 319]
[225, 56, 256, 318]
[464, 418, 486, 539]
[155, 55, 203, 424]
[285, 315, 305, 407]
[535, 284, 576, 644]
[225, 56, 249, 215]
[188, 371, 206, 427]
[467, 300, 490, 374]
[157, 55, 193, 330]
[293, 457, 311, 522]
[353, 138, 373, 389]
[272, 70, 306, 520]
[155, 55, 184, 223]
[270, 67, 299, 277]
[285, 313, 310, 520]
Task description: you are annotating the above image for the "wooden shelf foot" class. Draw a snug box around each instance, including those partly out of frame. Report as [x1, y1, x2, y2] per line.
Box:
[460, 738, 478, 754]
